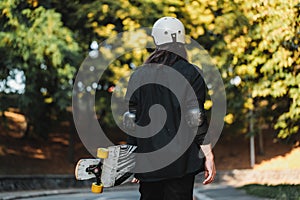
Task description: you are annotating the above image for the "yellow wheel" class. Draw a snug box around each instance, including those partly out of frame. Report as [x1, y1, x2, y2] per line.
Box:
[91, 182, 103, 193]
[97, 148, 108, 158]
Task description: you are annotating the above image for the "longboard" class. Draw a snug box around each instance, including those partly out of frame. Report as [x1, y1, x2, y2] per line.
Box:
[75, 144, 137, 193]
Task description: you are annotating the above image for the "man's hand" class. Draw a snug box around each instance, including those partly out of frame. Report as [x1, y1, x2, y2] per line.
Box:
[200, 144, 216, 185]
[131, 178, 140, 183]
[203, 156, 216, 185]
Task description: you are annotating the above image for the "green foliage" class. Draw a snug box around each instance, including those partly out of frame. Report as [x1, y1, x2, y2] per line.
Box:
[1, 0, 299, 141]
[241, 184, 300, 200]
[0, 0, 81, 138]
[210, 0, 300, 140]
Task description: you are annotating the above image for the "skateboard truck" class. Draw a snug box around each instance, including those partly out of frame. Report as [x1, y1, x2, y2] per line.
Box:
[85, 162, 103, 192]
[89, 148, 109, 193]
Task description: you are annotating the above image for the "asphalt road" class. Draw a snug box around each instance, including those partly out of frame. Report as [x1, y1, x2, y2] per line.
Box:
[1, 184, 267, 200]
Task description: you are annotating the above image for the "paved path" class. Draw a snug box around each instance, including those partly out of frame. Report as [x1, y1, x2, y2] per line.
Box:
[0, 184, 269, 200]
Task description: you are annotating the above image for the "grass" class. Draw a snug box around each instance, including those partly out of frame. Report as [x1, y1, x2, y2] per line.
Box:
[240, 184, 300, 200]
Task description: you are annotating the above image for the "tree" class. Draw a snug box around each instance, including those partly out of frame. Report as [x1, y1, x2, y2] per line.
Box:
[0, 0, 81, 138]
[2, 0, 299, 144]
[48, 0, 300, 146]
[211, 0, 300, 142]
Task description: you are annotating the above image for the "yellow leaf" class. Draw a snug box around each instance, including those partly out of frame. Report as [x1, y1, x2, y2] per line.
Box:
[204, 100, 213, 110]
[44, 97, 53, 104]
[224, 113, 234, 124]
[244, 98, 254, 110]
[102, 4, 109, 13]
[87, 12, 94, 18]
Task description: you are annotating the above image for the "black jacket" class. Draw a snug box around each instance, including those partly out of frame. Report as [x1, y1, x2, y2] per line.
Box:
[125, 59, 208, 182]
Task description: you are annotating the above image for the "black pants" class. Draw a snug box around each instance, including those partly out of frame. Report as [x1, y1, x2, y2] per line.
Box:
[139, 174, 195, 200]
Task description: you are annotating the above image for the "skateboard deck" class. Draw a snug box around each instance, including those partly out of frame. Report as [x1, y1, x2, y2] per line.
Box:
[75, 144, 137, 193]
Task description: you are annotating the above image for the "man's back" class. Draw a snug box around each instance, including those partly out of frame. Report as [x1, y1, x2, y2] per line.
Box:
[125, 59, 207, 181]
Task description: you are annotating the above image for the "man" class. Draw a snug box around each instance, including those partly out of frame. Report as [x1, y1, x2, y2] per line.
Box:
[123, 17, 216, 200]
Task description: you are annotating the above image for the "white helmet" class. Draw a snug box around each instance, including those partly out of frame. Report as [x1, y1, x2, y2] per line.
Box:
[151, 17, 185, 46]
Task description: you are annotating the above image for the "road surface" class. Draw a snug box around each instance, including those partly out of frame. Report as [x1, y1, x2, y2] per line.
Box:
[29, 190, 139, 200]
[1, 184, 267, 200]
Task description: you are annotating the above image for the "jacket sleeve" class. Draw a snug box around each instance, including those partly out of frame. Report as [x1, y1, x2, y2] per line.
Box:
[185, 66, 209, 145]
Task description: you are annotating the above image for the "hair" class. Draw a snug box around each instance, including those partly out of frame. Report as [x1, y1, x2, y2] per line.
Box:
[145, 43, 188, 66]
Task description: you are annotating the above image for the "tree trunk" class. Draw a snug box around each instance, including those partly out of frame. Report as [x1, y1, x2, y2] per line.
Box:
[258, 128, 264, 155]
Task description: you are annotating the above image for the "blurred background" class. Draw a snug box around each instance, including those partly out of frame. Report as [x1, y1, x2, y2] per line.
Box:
[0, 0, 299, 198]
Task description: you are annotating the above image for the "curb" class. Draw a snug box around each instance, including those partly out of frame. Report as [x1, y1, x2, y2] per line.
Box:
[0, 175, 89, 192]
[213, 169, 300, 186]
[0, 188, 88, 200]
